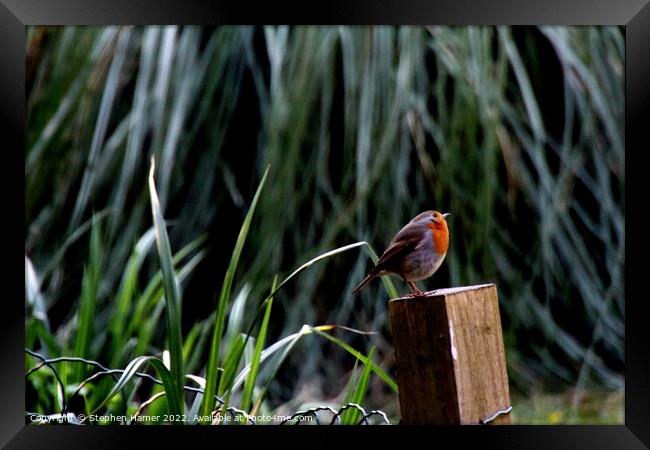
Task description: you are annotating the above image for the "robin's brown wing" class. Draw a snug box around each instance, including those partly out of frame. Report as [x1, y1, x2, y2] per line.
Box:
[375, 225, 423, 272]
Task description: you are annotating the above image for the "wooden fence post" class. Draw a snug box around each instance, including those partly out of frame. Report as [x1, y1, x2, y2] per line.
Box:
[389, 283, 512, 425]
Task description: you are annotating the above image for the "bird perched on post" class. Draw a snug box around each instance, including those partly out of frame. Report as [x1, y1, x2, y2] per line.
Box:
[352, 211, 450, 296]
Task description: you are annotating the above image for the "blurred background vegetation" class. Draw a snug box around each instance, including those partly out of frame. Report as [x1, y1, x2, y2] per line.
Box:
[25, 25, 624, 424]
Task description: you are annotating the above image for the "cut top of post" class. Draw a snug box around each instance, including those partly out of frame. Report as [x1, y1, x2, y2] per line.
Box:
[390, 284, 496, 302]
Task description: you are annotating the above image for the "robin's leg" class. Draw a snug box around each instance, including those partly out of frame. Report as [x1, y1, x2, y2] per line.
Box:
[406, 281, 423, 296]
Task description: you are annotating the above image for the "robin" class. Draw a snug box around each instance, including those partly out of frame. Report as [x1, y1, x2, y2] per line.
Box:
[352, 211, 450, 296]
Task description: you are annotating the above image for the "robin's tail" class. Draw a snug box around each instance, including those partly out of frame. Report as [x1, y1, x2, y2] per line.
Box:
[352, 270, 379, 295]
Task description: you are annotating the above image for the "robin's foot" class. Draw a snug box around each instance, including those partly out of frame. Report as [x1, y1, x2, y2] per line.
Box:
[405, 281, 425, 298]
[403, 292, 427, 299]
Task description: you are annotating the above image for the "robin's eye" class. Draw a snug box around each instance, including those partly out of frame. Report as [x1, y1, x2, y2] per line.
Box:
[431, 215, 439, 223]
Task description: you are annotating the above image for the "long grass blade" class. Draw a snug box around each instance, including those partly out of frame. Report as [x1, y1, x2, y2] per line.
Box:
[200, 165, 270, 418]
[89, 355, 183, 418]
[241, 276, 276, 412]
[69, 28, 132, 231]
[310, 327, 397, 393]
[72, 214, 103, 382]
[148, 156, 184, 410]
[341, 346, 376, 425]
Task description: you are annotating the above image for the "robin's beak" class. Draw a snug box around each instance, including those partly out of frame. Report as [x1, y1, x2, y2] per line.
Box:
[442, 213, 451, 218]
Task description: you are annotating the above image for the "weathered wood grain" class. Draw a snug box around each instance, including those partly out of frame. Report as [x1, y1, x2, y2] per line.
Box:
[389, 284, 511, 425]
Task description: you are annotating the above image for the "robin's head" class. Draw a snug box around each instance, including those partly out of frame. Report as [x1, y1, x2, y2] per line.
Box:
[430, 211, 450, 228]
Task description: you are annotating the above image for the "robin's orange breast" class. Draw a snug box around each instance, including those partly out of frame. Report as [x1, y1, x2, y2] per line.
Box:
[426, 222, 449, 255]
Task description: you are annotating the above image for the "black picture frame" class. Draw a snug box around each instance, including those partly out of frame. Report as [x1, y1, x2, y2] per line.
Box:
[3, 1, 649, 448]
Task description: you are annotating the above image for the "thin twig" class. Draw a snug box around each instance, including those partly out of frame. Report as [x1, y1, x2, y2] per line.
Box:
[132, 391, 166, 420]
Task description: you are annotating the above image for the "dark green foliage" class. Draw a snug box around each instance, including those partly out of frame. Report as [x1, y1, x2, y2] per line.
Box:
[25, 25, 624, 423]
